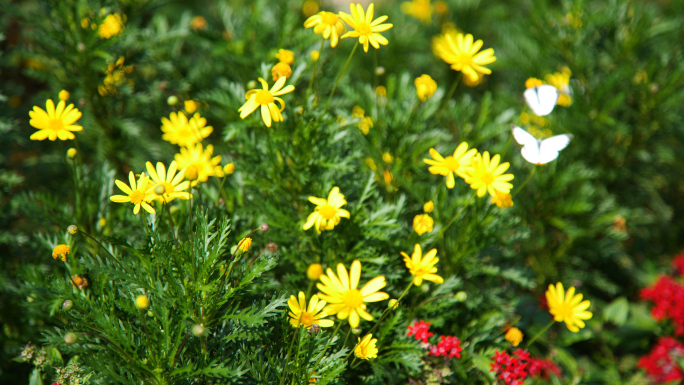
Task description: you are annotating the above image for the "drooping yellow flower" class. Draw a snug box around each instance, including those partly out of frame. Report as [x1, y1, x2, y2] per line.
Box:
[545, 282, 593, 332]
[436, 33, 496, 82]
[29, 99, 83, 141]
[339, 3, 393, 53]
[401, 0, 433, 24]
[463, 151, 514, 198]
[161, 112, 213, 147]
[317, 260, 389, 328]
[52, 244, 70, 261]
[288, 292, 334, 328]
[174, 143, 224, 184]
[412, 214, 433, 236]
[303, 187, 350, 233]
[145, 161, 192, 202]
[354, 334, 378, 360]
[423, 142, 477, 188]
[110, 171, 156, 214]
[415, 74, 437, 102]
[505, 327, 523, 347]
[307, 264, 323, 280]
[239, 77, 295, 127]
[545, 67, 572, 107]
[272, 62, 292, 81]
[275, 49, 295, 65]
[98, 13, 125, 39]
[402, 244, 444, 286]
[304, 11, 346, 48]
[491, 191, 513, 209]
[239, 237, 252, 251]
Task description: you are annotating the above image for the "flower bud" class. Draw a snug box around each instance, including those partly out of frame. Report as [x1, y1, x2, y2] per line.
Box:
[352, 328, 362, 335]
[154, 185, 166, 195]
[59, 90, 70, 101]
[192, 324, 205, 337]
[62, 300, 74, 311]
[247, 80, 257, 89]
[239, 237, 252, 251]
[310, 50, 320, 61]
[307, 263, 323, 280]
[260, 223, 269, 232]
[167, 95, 179, 105]
[388, 299, 398, 309]
[64, 332, 78, 345]
[67, 225, 78, 235]
[375, 66, 385, 76]
[266, 242, 278, 252]
[147, 310, 154, 317]
[135, 295, 150, 309]
[454, 291, 467, 302]
[67, 148, 77, 159]
[423, 201, 434, 213]
[224, 163, 235, 175]
[184, 100, 198, 114]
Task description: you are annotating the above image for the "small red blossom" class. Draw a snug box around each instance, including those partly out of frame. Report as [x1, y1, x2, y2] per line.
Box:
[429, 335, 463, 359]
[529, 357, 562, 379]
[641, 276, 684, 336]
[638, 337, 684, 384]
[673, 252, 684, 277]
[490, 349, 560, 385]
[407, 320, 433, 343]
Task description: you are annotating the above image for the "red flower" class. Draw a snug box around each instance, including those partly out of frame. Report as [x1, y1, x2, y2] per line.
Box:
[429, 335, 463, 359]
[490, 349, 560, 384]
[638, 337, 684, 384]
[673, 252, 684, 277]
[407, 320, 433, 343]
[641, 276, 684, 336]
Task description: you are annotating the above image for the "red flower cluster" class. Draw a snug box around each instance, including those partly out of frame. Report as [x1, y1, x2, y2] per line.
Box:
[407, 320, 433, 343]
[674, 252, 684, 277]
[641, 276, 684, 336]
[637, 337, 684, 383]
[429, 335, 463, 358]
[490, 349, 560, 385]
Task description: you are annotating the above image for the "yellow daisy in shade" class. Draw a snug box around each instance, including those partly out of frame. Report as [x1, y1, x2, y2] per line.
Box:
[110, 171, 156, 214]
[174, 143, 224, 184]
[145, 161, 192, 202]
[423, 142, 477, 188]
[317, 260, 389, 328]
[303, 187, 350, 233]
[412, 214, 433, 236]
[437, 33, 496, 81]
[29, 99, 83, 141]
[505, 327, 523, 347]
[354, 334, 378, 360]
[545, 282, 593, 332]
[161, 112, 213, 147]
[401, 244, 444, 286]
[415, 74, 437, 102]
[288, 291, 334, 329]
[463, 151, 514, 198]
[401, 0, 433, 24]
[239, 77, 295, 127]
[339, 3, 393, 53]
[304, 11, 346, 48]
[491, 191, 513, 209]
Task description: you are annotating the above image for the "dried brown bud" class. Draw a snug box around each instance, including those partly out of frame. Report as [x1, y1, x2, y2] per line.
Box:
[266, 242, 278, 252]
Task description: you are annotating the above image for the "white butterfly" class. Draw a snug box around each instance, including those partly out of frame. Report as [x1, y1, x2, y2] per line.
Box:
[511, 125, 572, 165]
[523, 85, 559, 116]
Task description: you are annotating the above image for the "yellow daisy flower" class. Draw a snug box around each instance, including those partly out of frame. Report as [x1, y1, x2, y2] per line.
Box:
[98, 13, 125, 39]
[145, 161, 192, 202]
[354, 334, 378, 360]
[275, 49, 295, 65]
[317, 260, 389, 328]
[525, 78, 545, 89]
[29, 99, 83, 141]
[304, 11, 346, 48]
[415, 74, 437, 102]
[272, 62, 292, 81]
[110, 171, 156, 214]
[491, 191, 513, 209]
[401, 244, 444, 286]
[303, 187, 350, 234]
[412, 214, 433, 236]
[52, 244, 70, 261]
[423, 142, 477, 189]
[174, 143, 224, 184]
[239, 77, 295, 127]
[161, 112, 213, 147]
[288, 291, 334, 329]
[339, 3, 393, 53]
[545, 67, 572, 107]
[545, 282, 593, 332]
[505, 327, 523, 347]
[463, 151, 514, 198]
[437, 33, 496, 81]
[401, 0, 433, 24]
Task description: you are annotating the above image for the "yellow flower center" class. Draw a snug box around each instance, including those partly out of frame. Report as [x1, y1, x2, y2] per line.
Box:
[553, 303, 575, 320]
[318, 205, 337, 219]
[299, 312, 315, 326]
[129, 190, 145, 204]
[321, 12, 339, 25]
[49, 119, 65, 131]
[481, 172, 495, 185]
[454, 53, 473, 67]
[342, 289, 364, 309]
[443, 156, 460, 172]
[356, 22, 372, 36]
[255, 90, 274, 105]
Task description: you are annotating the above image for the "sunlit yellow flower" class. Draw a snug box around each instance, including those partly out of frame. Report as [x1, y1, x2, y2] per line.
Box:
[110, 171, 156, 214]
[339, 3, 393, 53]
[288, 292, 334, 328]
[275, 49, 295, 65]
[184, 100, 198, 114]
[161, 112, 213, 147]
[145, 161, 192, 202]
[98, 13, 124, 39]
[525, 78, 545, 89]
[308, 264, 323, 280]
[190, 16, 207, 31]
[423, 201, 434, 213]
[412, 214, 433, 236]
[224, 163, 235, 175]
[401, 0, 433, 24]
[29, 100, 83, 141]
[59, 90, 70, 101]
[304, 11, 346, 48]
[545, 67, 572, 106]
[415, 74, 437, 102]
[272, 62, 293, 81]
[354, 334, 378, 360]
[463, 151, 514, 198]
[303, 187, 350, 234]
[174, 143, 224, 184]
[52, 244, 69, 261]
[423, 142, 477, 188]
[402, 243, 443, 286]
[545, 282, 593, 332]
[317, 260, 389, 328]
[492, 191, 513, 209]
[505, 327, 523, 346]
[239, 77, 295, 127]
[436, 33, 496, 81]
[239, 237, 252, 251]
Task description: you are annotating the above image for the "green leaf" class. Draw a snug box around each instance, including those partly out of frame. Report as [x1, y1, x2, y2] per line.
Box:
[603, 297, 629, 327]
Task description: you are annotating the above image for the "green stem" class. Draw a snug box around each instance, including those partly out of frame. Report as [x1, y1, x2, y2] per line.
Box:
[306, 37, 326, 100]
[280, 328, 300, 385]
[511, 166, 537, 198]
[78, 230, 126, 270]
[525, 320, 555, 347]
[308, 322, 343, 378]
[438, 191, 476, 237]
[164, 201, 178, 247]
[434, 73, 462, 122]
[323, 41, 358, 114]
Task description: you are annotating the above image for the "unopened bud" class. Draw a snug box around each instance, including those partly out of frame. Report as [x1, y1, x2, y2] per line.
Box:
[260, 223, 269, 232]
[454, 291, 467, 302]
[310, 51, 320, 61]
[62, 300, 73, 311]
[192, 324, 205, 337]
[247, 80, 258, 89]
[352, 328, 362, 335]
[223, 163, 235, 175]
[147, 310, 154, 317]
[67, 148, 77, 159]
[135, 295, 150, 309]
[266, 242, 278, 252]
[375, 66, 385, 76]
[67, 225, 78, 234]
[167, 95, 179, 105]
[154, 185, 166, 195]
[64, 332, 78, 345]
[388, 299, 398, 309]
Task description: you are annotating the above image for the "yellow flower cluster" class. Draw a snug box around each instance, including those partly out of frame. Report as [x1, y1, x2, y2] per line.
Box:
[98, 13, 125, 39]
[98, 56, 134, 97]
[352, 106, 373, 135]
[272, 49, 294, 81]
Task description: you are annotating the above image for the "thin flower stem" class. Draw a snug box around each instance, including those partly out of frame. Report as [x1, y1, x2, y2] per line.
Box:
[511, 166, 537, 198]
[438, 191, 476, 237]
[307, 321, 343, 379]
[78, 229, 126, 270]
[171, 330, 191, 368]
[306, 38, 326, 100]
[164, 201, 178, 247]
[525, 320, 555, 347]
[323, 41, 358, 114]
[434, 73, 462, 122]
[215, 176, 227, 207]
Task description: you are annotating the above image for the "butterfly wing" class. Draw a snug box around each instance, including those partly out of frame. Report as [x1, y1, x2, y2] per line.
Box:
[523, 85, 559, 116]
[537, 134, 573, 164]
[511, 125, 541, 164]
